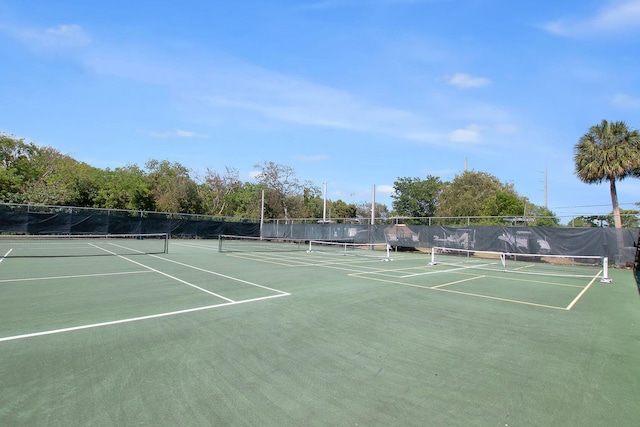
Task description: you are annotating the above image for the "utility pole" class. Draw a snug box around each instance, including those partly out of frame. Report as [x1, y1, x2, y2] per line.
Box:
[543, 167, 548, 208]
[322, 182, 327, 223]
[545, 167, 548, 208]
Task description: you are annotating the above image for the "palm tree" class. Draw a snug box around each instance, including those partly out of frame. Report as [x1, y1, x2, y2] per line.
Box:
[574, 120, 640, 229]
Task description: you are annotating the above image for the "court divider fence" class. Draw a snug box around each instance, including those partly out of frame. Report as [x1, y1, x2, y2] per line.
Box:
[1, 203, 637, 265]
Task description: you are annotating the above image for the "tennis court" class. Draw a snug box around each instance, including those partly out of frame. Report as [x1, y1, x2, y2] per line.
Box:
[1, 236, 639, 426]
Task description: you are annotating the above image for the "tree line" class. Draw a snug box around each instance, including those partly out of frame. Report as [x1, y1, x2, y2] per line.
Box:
[3, 122, 639, 227]
[0, 132, 553, 223]
[0, 133, 365, 219]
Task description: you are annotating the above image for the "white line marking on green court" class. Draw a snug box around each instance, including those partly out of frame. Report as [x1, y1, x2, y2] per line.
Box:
[0, 293, 289, 343]
[435, 287, 569, 310]
[565, 272, 601, 310]
[431, 275, 486, 289]
[91, 243, 236, 302]
[149, 254, 290, 295]
[172, 241, 218, 251]
[103, 242, 290, 296]
[0, 248, 13, 262]
[401, 263, 497, 278]
[0, 270, 152, 283]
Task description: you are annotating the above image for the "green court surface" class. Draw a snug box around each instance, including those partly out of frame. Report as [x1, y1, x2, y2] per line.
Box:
[1, 238, 639, 426]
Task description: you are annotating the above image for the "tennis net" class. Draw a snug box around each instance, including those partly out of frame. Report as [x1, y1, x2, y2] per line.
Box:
[308, 240, 391, 260]
[0, 233, 169, 258]
[430, 246, 609, 281]
[218, 235, 308, 253]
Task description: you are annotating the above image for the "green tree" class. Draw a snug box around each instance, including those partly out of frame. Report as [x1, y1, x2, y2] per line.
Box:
[391, 175, 442, 219]
[570, 215, 609, 227]
[478, 190, 525, 224]
[356, 202, 389, 222]
[145, 160, 202, 213]
[252, 161, 320, 220]
[605, 209, 639, 228]
[20, 146, 102, 206]
[300, 186, 323, 218]
[574, 120, 640, 229]
[525, 204, 559, 226]
[95, 165, 154, 211]
[202, 166, 243, 216]
[330, 199, 357, 219]
[226, 182, 264, 218]
[436, 171, 514, 218]
[0, 134, 40, 201]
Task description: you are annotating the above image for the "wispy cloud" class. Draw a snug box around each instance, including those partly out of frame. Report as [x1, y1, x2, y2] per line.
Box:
[0, 23, 91, 49]
[376, 184, 395, 195]
[78, 44, 443, 143]
[448, 125, 484, 143]
[445, 73, 491, 89]
[611, 93, 640, 109]
[147, 129, 208, 139]
[7, 22, 510, 148]
[543, 0, 640, 37]
[196, 65, 447, 144]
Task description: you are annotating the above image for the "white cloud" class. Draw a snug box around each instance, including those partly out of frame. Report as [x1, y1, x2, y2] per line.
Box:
[611, 93, 640, 109]
[543, 0, 640, 37]
[376, 185, 395, 195]
[446, 73, 491, 89]
[83, 46, 438, 142]
[148, 129, 208, 139]
[73, 32, 504, 148]
[200, 67, 442, 144]
[448, 125, 484, 143]
[2, 23, 91, 49]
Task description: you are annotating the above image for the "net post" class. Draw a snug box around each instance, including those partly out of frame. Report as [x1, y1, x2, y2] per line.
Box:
[218, 235, 223, 253]
[164, 233, 169, 254]
[429, 247, 436, 265]
[600, 257, 612, 283]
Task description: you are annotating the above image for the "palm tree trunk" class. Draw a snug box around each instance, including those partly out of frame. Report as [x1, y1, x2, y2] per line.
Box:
[610, 178, 624, 265]
[610, 178, 622, 229]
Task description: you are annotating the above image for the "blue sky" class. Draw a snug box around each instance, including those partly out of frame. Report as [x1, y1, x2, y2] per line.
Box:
[1, 0, 640, 221]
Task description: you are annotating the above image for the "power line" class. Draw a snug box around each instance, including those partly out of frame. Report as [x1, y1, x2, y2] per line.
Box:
[551, 203, 637, 209]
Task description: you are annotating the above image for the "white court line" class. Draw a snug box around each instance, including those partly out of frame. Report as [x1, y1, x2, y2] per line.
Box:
[565, 271, 602, 310]
[172, 241, 219, 251]
[148, 254, 290, 295]
[0, 293, 288, 343]
[0, 248, 13, 263]
[401, 262, 498, 278]
[1, 243, 292, 343]
[234, 252, 393, 274]
[230, 249, 395, 273]
[0, 270, 152, 283]
[103, 243, 291, 301]
[105, 242, 290, 299]
[91, 243, 235, 302]
[431, 275, 486, 289]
